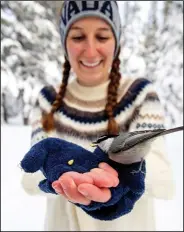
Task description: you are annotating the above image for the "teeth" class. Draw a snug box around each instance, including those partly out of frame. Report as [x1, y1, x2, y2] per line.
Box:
[81, 61, 101, 67]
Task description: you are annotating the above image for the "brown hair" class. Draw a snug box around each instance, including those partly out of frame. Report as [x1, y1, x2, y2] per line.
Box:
[105, 49, 121, 135]
[42, 50, 121, 135]
[42, 58, 71, 131]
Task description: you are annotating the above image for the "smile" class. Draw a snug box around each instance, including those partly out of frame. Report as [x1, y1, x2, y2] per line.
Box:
[80, 60, 102, 68]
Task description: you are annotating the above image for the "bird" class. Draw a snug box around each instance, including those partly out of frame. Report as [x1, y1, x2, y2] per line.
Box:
[91, 126, 183, 173]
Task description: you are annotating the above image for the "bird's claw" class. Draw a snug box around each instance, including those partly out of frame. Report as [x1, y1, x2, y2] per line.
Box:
[131, 169, 146, 175]
[131, 158, 146, 175]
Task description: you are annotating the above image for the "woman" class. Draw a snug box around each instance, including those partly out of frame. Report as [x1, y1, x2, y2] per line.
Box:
[21, 1, 174, 231]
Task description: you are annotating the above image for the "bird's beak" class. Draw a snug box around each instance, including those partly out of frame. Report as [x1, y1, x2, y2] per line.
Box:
[90, 142, 98, 147]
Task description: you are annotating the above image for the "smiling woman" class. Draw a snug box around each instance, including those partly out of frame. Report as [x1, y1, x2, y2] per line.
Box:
[20, 1, 174, 231]
[66, 17, 115, 86]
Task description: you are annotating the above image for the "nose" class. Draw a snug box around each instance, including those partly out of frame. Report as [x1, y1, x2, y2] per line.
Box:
[83, 38, 98, 59]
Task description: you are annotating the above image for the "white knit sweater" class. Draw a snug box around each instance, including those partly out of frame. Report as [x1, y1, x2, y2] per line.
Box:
[21, 76, 175, 231]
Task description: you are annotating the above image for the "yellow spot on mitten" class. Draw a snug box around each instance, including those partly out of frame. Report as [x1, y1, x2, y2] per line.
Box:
[68, 159, 74, 165]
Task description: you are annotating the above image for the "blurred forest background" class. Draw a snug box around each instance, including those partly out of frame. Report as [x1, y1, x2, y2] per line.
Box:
[1, 1, 183, 127]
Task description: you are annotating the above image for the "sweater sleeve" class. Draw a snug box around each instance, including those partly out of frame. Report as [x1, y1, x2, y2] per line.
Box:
[127, 83, 175, 200]
[21, 86, 58, 198]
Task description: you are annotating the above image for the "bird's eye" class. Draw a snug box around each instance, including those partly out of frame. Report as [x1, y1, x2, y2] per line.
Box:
[95, 135, 108, 143]
[92, 134, 119, 144]
[98, 136, 107, 141]
[98, 134, 118, 142]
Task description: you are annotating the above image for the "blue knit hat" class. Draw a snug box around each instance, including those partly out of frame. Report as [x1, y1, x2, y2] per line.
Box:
[59, 1, 122, 58]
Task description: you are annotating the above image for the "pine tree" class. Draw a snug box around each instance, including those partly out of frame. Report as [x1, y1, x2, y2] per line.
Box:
[1, 1, 183, 127]
[1, 1, 64, 124]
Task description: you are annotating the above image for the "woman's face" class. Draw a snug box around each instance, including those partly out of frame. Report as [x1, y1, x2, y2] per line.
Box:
[66, 17, 116, 87]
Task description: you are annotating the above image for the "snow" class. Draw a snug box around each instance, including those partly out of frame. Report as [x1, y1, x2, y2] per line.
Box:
[1, 7, 17, 23]
[125, 55, 146, 77]
[1, 126, 46, 231]
[1, 66, 19, 98]
[1, 2, 183, 228]
[19, 1, 45, 15]
[1, 126, 183, 231]
[1, 1, 182, 128]
[1, 38, 22, 52]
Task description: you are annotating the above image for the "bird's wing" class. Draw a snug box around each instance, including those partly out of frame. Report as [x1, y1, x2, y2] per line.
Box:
[122, 131, 164, 151]
[109, 135, 127, 153]
[110, 129, 165, 153]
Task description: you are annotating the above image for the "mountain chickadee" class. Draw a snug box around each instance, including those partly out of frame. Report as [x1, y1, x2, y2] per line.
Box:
[91, 126, 183, 174]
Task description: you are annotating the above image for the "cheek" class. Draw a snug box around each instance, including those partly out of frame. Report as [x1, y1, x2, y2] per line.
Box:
[99, 43, 115, 61]
[67, 43, 82, 62]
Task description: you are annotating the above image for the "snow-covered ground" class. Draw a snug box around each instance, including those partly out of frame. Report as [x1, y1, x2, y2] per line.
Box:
[1, 125, 183, 231]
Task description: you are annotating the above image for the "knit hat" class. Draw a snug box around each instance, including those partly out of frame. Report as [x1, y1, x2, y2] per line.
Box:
[59, 1, 122, 58]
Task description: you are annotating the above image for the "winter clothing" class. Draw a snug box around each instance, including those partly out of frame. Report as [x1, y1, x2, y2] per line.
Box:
[21, 76, 174, 231]
[59, 1, 122, 58]
[20, 136, 146, 221]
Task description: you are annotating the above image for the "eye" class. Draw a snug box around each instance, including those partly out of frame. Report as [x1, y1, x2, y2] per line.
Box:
[97, 135, 109, 142]
[100, 135, 109, 139]
[97, 36, 109, 41]
[72, 36, 85, 41]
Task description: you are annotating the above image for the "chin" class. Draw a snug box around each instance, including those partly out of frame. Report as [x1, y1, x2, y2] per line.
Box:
[79, 75, 107, 86]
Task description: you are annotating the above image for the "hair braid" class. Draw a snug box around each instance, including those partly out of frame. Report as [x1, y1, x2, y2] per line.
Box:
[105, 50, 121, 135]
[42, 58, 71, 131]
[42, 52, 121, 135]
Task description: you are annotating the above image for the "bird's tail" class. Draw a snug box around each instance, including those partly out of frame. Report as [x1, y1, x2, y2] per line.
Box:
[121, 126, 183, 152]
[159, 126, 183, 136]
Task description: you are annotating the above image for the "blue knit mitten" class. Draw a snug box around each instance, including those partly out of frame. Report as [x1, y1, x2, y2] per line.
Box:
[20, 137, 146, 220]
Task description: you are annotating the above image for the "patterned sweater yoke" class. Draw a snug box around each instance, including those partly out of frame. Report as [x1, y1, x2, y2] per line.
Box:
[31, 76, 165, 148]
